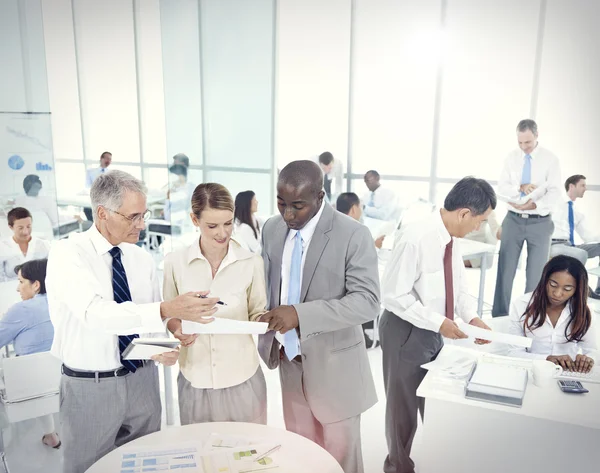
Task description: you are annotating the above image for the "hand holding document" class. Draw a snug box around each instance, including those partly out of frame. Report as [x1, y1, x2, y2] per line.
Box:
[456, 320, 532, 348]
[182, 318, 268, 335]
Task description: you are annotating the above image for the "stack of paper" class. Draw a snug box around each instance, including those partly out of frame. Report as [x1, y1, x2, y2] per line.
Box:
[122, 338, 180, 360]
[465, 359, 528, 407]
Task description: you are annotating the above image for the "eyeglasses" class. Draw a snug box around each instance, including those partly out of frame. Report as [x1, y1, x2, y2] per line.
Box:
[108, 208, 151, 224]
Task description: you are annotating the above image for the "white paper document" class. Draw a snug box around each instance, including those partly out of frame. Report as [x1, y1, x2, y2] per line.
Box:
[122, 338, 180, 361]
[120, 445, 199, 472]
[182, 318, 268, 335]
[497, 185, 546, 205]
[203, 433, 267, 451]
[456, 320, 532, 348]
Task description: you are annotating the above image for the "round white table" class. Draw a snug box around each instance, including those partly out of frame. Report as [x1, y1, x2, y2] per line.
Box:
[86, 422, 344, 473]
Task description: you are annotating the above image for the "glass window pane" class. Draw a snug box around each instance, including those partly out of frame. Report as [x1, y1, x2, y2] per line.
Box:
[275, 0, 351, 170]
[108, 164, 142, 180]
[55, 162, 85, 197]
[351, 179, 430, 209]
[205, 171, 272, 218]
[536, 0, 600, 184]
[200, 0, 274, 169]
[143, 167, 170, 192]
[351, 0, 440, 177]
[436, 0, 539, 180]
[73, 0, 141, 163]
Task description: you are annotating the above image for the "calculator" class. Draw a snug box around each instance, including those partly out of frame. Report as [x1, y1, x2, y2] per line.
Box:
[557, 380, 589, 394]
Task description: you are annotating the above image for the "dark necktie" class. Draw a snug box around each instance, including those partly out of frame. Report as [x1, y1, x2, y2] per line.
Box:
[443, 240, 454, 320]
[568, 201, 575, 246]
[109, 247, 142, 372]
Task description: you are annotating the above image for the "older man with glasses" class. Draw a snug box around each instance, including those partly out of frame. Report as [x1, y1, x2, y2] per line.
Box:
[46, 170, 219, 473]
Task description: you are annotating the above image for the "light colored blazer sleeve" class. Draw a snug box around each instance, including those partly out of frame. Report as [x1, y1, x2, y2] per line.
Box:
[294, 224, 380, 335]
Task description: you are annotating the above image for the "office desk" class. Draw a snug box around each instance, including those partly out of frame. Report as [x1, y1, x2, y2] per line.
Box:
[86, 422, 344, 473]
[457, 239, 497, 315]
[417, 345, 600, 473]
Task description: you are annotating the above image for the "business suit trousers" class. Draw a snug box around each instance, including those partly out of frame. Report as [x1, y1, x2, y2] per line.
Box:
[279, 356, 364, 473]
[492, 212, 554, 316]
[60, 364, 161, 473]
[177, 366, 267, 425]
[380, 310, 443, 473]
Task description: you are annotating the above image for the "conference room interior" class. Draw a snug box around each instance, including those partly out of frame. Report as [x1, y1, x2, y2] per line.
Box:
[1, 0, 600, 472]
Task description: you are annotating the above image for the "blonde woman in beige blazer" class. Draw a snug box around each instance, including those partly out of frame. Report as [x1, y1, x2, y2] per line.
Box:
[163, 183, 268, 425]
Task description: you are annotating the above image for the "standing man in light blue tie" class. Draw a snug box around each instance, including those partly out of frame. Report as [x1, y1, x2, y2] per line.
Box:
[259, 160, 380, 473]
[492, 119, 562, 316]
[549, 174, 600, 299]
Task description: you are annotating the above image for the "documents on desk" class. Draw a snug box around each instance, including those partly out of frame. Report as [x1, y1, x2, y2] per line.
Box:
[465, 358, 528, 407]
[122, 338, 180, 360]
[120, 442, 281, 473]
[456, 319, 532, 347]
[182, 318, 269, 335]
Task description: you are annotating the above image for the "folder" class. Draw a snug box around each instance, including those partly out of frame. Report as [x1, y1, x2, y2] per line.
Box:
[122, 338, 180, 360]
[465, 359, 528, 407]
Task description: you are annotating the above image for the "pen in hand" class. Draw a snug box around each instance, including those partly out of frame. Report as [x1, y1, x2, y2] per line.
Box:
[197, 294, 226, 306]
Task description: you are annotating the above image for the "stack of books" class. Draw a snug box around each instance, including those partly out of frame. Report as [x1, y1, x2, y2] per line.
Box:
[465, 359, 528, 407]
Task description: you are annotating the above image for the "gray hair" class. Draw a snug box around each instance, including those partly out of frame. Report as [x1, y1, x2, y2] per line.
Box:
[90, 170, 147, 220]
[516, 119, 538, 136]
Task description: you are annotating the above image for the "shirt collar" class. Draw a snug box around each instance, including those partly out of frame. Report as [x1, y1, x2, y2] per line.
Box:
[287, 200, 326, 243]
[186, 237, 254, 266]
[522, 142, 540, 159]
[88, 223, 125, 256]
[433, 209, 452, 246]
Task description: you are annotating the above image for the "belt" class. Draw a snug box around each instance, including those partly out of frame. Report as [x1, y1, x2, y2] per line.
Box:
[62, 364, 132, 381]
[508, 210, 548, 219]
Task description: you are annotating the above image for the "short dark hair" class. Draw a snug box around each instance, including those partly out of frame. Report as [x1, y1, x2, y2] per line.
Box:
[365, 170, 380, 179]
[23, 174, 42, 194]
[318, 152, 334, 166]
[100, 151, 112, 159]
[15, 259, 48, 294]
[565, 174, 586, 192]
[173, 153, 190, 168]
[336, 192, 360, 215]
[278, 160, 324, 195]
[516, 119, 538, 135]
[169, 164, 187, 178]
[8, 207, 32, 227]
[444, 177, 497, 216]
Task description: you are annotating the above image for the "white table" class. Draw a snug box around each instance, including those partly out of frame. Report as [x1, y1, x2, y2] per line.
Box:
[457, 239, 497, 315]
[86, 422, 344, 473]
[417, 345, 600, 473]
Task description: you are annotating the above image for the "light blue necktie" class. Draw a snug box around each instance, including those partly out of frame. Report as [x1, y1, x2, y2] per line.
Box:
[520, 154, 532, 197]
[368, 191, 375, 207]
[284, 232, 303, 359]
[568, 201, 575, 246]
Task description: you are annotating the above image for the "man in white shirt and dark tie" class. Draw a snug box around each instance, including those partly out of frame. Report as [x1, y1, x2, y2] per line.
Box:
[550, 174, 600, 298]
[492, 119, 562, 316]
[362, 170, 398, 221]
[83, 151, 113, 221]
[46, 170, 220, 473]
[380, 177, 494, 473]
[315, 151, 344, 204]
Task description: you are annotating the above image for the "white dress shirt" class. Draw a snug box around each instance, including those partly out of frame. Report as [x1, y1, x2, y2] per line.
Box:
[277, 202, 326, 352]
[14, 195, 59, 228]
[313, 156, 344, 203]
[362, 185, 398, 221]
[382, 210, 479, 332]
[46, 225, 165, 371]
[85, 167, 108, 189]
[233, 218, 262, 254]
[497, 144, 562, 216]
[551, 199, 600, 243]
[508, 292, 598, 363]
[0, 236, 50, 282]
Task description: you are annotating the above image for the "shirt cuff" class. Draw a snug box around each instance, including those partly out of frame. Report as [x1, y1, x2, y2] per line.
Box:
[138, 302, 167, 333]
[431, 313, 447, 333]
[459, 312, 479, 325]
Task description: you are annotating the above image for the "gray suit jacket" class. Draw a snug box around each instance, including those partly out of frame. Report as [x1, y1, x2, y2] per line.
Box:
[258, 204, 380, 424]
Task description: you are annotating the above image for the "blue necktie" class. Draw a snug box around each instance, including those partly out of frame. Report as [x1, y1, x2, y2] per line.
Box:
[110, 247, 142, 372]
[568, 201, 575, 246]
[520, 154, 532, 197]
[284, 233, 303, 360]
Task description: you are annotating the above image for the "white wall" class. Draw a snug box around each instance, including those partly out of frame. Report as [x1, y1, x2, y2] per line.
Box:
[9, 0, 599, 217]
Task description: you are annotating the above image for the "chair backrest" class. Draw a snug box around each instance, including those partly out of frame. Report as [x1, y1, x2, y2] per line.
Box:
[2, 351, 61, 402]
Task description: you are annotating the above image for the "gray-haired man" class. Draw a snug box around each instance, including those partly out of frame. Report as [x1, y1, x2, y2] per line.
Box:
[46, 170, 217, 473]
